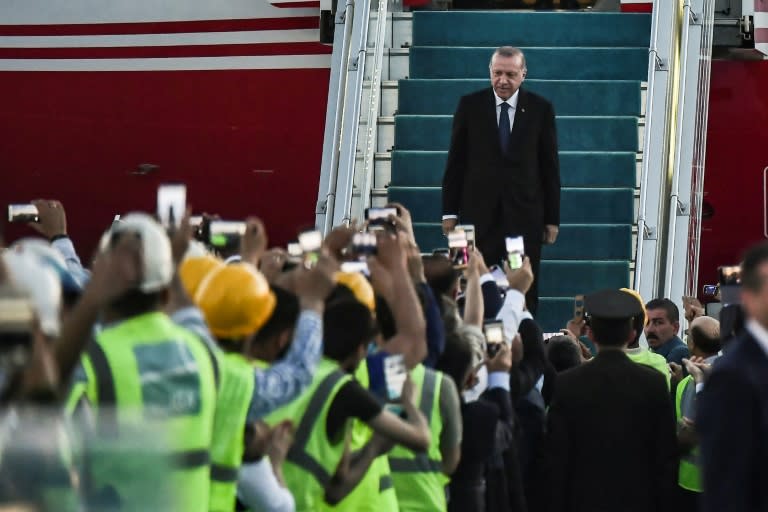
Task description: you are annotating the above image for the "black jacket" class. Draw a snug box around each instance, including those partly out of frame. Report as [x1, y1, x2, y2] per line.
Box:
[442, 87, 560, 239]
[546, 349, 677, 512]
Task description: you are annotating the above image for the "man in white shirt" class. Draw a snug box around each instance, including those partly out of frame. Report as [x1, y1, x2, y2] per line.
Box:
[441, 46, 561, 313]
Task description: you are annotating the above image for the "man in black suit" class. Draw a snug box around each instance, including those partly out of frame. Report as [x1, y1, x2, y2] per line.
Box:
[546, 289, 677, 512]
[697, 242, 768, 512]
[441, 46, 560, 313]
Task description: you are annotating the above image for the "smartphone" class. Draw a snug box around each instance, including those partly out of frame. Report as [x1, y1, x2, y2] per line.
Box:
[384, 354, 407, 401]
[432, 248, 450, 259]
[447, 229, 469, 269]
[340, 261, 370, 274]
[702, 284, 718, 296]
[542, 332, 562, 342]
[209, 220, 246, 248]
[505, 236, 525, 270]
[350, 231, 377, 259]
[7, 204, 39, 223]
[489, 265, 510, 289]
[298, 230, 323, 268]
[157, 184, 187, 229]
[111, 214, 122, 229]
[365, 207, 398, 232]
[457, 224, 476, 246]
[484, 321, 505, 358]
[574, 294, 585, 320]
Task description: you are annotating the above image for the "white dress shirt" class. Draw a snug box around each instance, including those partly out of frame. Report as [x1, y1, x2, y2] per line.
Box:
[443, 90, 520, 221]
[746, 319, 768, 358]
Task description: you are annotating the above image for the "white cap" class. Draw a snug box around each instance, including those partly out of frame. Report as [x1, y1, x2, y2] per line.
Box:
[1, 251, 62, 337]
[110, 212, 174, 293]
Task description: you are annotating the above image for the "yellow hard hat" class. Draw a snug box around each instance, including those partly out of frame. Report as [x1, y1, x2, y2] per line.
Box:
[194, 263, 277, 340]
[620, 288, 648, 327]
[179, 255, 224, 299]
[335, 271, 376, 312]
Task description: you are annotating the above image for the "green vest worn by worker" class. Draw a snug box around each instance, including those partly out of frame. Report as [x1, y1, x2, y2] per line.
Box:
[389, 364, 448, 512]
[208, 352, 255, 512]
[79, 312, 217, 512]
[625, 348, 671, 389]
[263, 358, 352, 512]
[675, 374, 702, 492]
[324, 362, 400, 512]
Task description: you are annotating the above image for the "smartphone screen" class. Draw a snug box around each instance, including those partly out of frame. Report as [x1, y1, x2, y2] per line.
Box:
[351, 232, 377, 259]
[157, 184, 187, 229]
[384, 354, 407, 401]
[484, 321, 505, 357]
[505, 236, 525, 270]
[209, 221, 246, 247]
[448, 229, 469, 269]
[298, 230, 323, 268]
[340, 261, 370, 274]
[574, 294, 585, 320]
[8, 204, 39, 223]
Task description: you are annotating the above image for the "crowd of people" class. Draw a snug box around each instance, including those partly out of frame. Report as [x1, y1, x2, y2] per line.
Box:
[0, 197, 765, 512]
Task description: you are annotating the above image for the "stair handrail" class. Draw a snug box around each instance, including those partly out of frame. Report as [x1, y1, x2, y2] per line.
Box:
[662, 0, 715, 301]
[634, 0, 677, 301]
[345, 0, 389, 224]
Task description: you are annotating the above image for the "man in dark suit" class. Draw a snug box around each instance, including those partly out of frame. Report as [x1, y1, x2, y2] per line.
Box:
[546, 289, 677, 512]
[441, 46, 560, 313]
[697, 242, 768, 512]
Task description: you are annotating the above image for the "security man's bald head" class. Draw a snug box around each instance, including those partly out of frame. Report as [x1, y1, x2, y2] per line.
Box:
[689, 316, 721, 356]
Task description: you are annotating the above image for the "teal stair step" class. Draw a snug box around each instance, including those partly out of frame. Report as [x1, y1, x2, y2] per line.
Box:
[409, 47, 648, 81]
[412, 11, 651, 48]
[394, 115, 639, 152]
[539, 260, 630, 297]
[398, 79, 643, 117]
[413, 223, 632, 260]
[391, 151, 637, 188]
[388, 187, 635, 224]
[537, 298, 583, 332]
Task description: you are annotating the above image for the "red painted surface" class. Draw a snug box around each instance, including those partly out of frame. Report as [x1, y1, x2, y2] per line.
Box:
[0, 69, 330, 258]
[0, 17, 321, 36]
[697, 60, 768, 291]
[620, 4, 653, 13]
[0, 43, 332, 59]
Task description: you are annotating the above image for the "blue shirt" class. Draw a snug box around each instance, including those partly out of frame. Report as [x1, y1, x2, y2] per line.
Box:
[172, 306, 323, 421]
[651, 335, 689, 365]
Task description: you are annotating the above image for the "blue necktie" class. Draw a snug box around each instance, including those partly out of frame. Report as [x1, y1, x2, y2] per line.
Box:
[499, 102, 511, 154]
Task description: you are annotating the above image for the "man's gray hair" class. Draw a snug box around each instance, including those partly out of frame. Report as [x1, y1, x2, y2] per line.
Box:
[489, 46, 527, 70]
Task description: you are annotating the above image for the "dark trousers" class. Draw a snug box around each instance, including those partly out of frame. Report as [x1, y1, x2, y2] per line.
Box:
[476, 223, 542, 316]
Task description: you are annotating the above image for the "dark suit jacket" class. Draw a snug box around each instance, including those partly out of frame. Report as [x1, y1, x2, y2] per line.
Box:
[442, 87, 560, 239]
[546, 349, 677, 512]
[697, 331, 768, 512]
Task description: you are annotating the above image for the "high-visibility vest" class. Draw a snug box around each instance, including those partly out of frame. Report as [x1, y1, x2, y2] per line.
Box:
[389, 364, 448, 511]
[323, 362, 400, 512]
[79, 312, 217, 511]
[626, 348, 671, 389]
[265, 358, 352, 512]
[675, 375, 702, 492]
[208, 352, 255, 511]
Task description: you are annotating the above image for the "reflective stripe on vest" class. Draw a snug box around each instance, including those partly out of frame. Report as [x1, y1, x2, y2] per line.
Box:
[675, 375, 702, 492]
[287, 369, 347, 487]
[81, 312, 218, 512]
[209, 353, 256, 511]
[389, 368, 441, 473]
[389, 365, 448, 512]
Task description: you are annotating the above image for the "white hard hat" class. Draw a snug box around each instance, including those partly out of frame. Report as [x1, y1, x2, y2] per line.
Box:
[1, 251, 62, 337]
[10, 237, 84, 292]
[109, 212, 174, 294]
